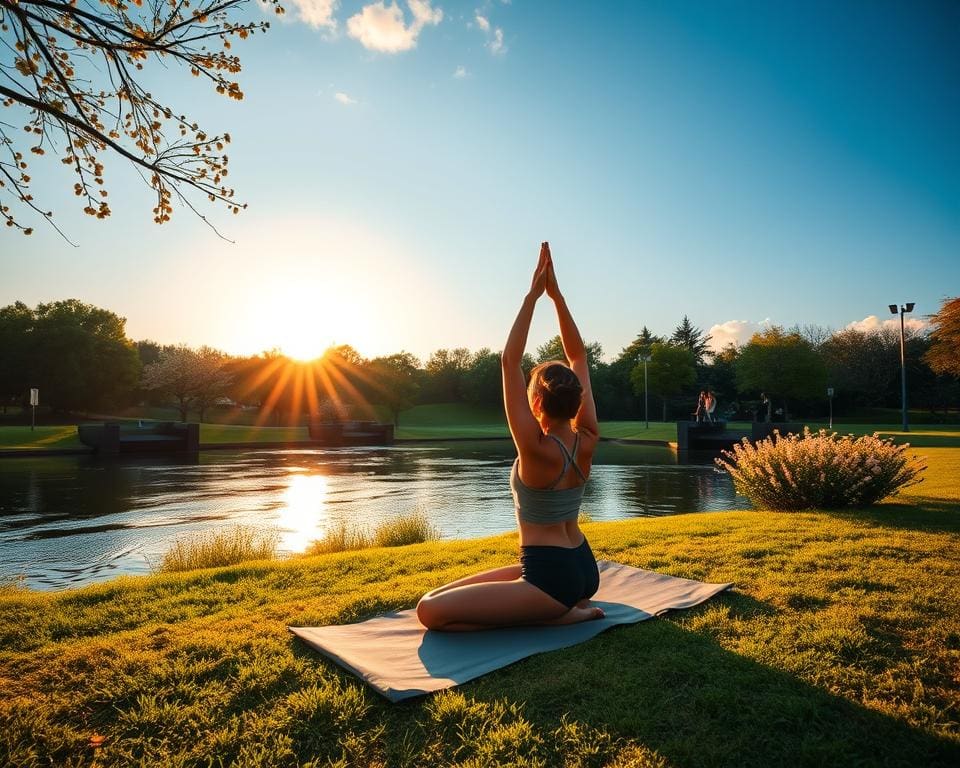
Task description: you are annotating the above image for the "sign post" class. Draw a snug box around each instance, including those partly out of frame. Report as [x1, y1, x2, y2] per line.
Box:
[827, 387, 834, 430]
[30, 388, 39, 432]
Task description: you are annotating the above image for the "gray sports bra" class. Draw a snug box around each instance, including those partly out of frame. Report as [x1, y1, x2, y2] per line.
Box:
[510, 433, 588, 525]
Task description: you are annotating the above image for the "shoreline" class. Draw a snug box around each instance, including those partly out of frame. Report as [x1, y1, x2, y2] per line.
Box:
[0, 434, 677, 458]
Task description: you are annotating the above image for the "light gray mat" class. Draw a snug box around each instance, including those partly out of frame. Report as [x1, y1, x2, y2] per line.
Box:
[290, 560, 733, 702]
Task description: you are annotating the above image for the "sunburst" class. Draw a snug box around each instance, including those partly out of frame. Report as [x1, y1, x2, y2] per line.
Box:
[226, 347, 384, 428]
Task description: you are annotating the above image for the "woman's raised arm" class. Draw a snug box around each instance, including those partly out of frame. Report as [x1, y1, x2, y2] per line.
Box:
[545, 246, 599, 438]
[502, 244, 549, 449]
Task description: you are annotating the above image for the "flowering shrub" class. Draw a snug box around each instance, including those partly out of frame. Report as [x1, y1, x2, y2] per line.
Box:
[715, 428, 926, 510]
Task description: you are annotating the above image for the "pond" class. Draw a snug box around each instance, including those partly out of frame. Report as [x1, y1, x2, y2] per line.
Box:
[0, 441, 749, 590]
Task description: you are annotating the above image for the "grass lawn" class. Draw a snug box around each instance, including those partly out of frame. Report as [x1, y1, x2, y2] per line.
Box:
[0, 425, 84, 450]
[805, 424, 960, 448]
[396, 403, 509, 439]
[1, 446, 958, 766]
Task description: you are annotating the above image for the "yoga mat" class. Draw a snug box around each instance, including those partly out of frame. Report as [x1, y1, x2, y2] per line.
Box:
[290, 560, 733, 702]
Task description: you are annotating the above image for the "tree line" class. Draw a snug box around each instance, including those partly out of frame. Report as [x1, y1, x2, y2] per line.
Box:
[2, 298, 959, 425]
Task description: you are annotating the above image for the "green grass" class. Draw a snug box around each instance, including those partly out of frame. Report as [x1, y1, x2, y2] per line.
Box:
[1, 447, 958, 766]
[158, 526, 281, 573]
[0, 425, 84, 450]
[804, 424, 960, 448]
[396, 403, 509, 439]
[305, 511, 442, 555]
[371, 511, 442, 548]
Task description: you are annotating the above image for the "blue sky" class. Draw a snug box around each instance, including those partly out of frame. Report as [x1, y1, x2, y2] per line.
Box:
[4, 0, 958, 361]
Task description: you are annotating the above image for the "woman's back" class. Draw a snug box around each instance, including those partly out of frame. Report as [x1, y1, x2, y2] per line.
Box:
[514, 428, 595, 547]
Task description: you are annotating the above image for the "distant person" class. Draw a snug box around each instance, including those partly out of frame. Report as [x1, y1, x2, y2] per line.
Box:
[694, 390, 707, 423]
[417, 242, 602, 631]
[704, 390, 717, 423]
[757, 392, 771, 423]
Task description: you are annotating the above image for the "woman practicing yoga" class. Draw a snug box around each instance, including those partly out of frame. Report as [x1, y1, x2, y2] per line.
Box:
[416, 242, 604, 631]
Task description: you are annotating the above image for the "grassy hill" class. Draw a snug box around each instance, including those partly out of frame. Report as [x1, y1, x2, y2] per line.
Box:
[1, 446, 958, 766]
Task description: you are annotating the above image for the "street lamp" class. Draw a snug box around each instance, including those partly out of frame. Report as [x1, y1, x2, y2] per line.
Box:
[888, 302, 915, 432]
[640, 354, 651, 430]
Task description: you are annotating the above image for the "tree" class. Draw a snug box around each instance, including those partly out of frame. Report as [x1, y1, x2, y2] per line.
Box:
[820, 328, 899, 408]
[365, 352, 420, 426]
[924, 296, 960, 378]
[796, 323, 833, 351]
[617, 326, 663, 366]
[190, 346, 232, 421]
[423, 347, 471, 402]
[735, 327, 827, 419]
[0, 300, 33, 408]
[630, 342, 695, 421]
[670, 316, 712, 365]
[1, 0, 283, 238]
[534, 335, 605, 371]
[0, 299, 140, 412]
[703, 342, 740, 413]
[141, 344, 230, 421]
[135, 339, 164, 368]
[461, 348, 502, 408]
[227, 348, 282, 408]
[604, 327, 665, 419]
[317, 345, 367, 420]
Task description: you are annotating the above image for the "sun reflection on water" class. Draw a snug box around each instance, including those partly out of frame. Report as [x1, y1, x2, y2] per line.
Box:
[277, 473, 329, 552]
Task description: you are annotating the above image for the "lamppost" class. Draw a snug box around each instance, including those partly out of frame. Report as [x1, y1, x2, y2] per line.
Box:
[888, 302, 914, 432]
[640, 354, 651, 430]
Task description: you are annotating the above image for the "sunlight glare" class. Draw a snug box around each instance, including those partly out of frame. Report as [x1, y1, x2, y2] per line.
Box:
[277, 473, 329, 552]
[260, 282, 378, 361]
[220, 215, 424, 360]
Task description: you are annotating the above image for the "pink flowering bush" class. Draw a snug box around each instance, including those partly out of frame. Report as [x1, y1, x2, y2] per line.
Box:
[715, 428, 926, 510]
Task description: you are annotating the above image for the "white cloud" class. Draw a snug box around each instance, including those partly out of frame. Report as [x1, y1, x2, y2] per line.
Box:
[707, 318, 772, 352]
[488, 26, 506, 54]
[286, 0, 339, 30]
[408, 0, 443, 27]
[472, 8, 506, 55]
[845, 314, 928, 334]
[347, 0, 443, 53]
[334, 91, 357, 105]
[453, 65, 468, 78]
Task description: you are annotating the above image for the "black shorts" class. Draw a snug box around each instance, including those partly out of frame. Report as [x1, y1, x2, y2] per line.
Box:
[520, 537, 600, 609]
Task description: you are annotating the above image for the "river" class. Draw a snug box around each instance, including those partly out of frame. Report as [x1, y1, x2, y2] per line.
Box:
[0, 441, 748, 590]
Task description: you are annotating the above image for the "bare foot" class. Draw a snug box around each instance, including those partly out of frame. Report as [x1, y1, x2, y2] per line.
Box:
[541, 602, 605, 626]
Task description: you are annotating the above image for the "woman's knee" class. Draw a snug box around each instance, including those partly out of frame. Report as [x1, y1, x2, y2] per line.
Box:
[416, 595, 444, 630]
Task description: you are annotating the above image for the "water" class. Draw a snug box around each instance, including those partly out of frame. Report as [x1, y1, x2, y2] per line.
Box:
[0, 441, 748, 590]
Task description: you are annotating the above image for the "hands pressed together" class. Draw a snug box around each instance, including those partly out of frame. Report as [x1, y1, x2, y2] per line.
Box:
[529, 241, 562, 301]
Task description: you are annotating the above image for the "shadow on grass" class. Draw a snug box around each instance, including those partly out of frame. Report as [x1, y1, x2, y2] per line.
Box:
[879, 434, 960, 448]
[289, 592, 957, 767]
[450, 594, 959, 767]
[827, 497, 960, 533]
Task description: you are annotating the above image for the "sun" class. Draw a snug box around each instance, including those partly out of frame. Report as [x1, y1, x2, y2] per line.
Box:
[281, 328, 331, 363]
[244, 280, 382, 362]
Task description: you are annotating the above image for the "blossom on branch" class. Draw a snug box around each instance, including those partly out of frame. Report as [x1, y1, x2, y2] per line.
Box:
[0, 0, 284, 240]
